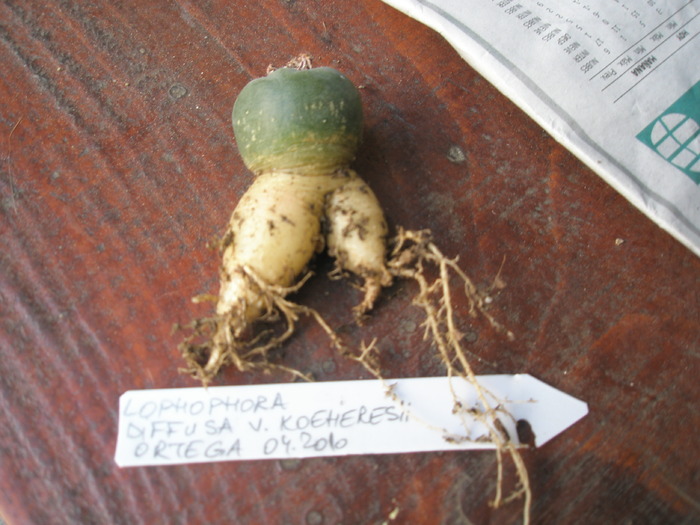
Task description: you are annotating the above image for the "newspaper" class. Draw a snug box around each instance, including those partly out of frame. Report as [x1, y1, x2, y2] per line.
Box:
[381, 0, 700, 257]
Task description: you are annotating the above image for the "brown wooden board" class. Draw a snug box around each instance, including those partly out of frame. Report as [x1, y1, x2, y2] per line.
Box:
[1, 1, 698, 523]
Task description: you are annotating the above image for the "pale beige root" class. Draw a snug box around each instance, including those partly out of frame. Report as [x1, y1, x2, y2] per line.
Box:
[348, 228, 531, 524]
[179, 266, 344, 385]
[180, 169, 394, 384]
[181, 171, 348, 383]
[216, 171, 347, 328]
[325, 173, 392, 316]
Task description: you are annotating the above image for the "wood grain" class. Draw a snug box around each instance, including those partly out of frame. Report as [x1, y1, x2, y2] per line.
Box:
[1, 1, 698, 524]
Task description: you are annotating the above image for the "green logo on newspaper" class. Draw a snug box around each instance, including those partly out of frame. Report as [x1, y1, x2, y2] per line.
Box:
[636, 81, 700, 184]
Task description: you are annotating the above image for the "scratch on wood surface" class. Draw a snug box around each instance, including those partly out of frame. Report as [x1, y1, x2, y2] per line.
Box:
[5, 116, 23, 213]
[658, 471, 700, 513]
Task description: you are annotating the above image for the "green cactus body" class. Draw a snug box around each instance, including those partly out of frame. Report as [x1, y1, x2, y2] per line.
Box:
[232, 66, 364, 176]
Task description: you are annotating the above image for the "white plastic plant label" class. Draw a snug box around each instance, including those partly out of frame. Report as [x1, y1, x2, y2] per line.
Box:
[114, 375, 587, 467]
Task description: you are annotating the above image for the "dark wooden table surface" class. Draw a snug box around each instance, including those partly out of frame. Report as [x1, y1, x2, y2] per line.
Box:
[1, 1, 699, 524]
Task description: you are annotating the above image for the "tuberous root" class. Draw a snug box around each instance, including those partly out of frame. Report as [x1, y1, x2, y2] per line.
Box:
[178, 266, 344, 387]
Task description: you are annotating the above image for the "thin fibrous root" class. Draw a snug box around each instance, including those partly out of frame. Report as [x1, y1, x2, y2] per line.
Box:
[351, 227, 530, 524]
[345, 337, 383, 377]
[178, 266, 344, 387]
